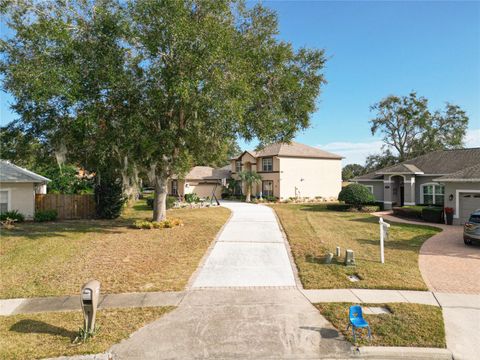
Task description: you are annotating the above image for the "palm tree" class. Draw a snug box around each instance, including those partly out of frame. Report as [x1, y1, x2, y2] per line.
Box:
[238, 170, 262, 202]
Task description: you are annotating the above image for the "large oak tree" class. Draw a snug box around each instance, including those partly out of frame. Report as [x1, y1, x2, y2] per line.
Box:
[368, 92, 469, 170]
[1, 0, 326, 221]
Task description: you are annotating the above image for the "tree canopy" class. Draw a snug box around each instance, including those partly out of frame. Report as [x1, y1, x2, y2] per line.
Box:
[1, 0, 326, 220]
[342, 163, 365, 181]
[367, 92, 469, 170]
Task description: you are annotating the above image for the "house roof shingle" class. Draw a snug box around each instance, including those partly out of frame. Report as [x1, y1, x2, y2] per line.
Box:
[0, 160, 51, 183]
[233, 142, 342, 160]
[355, 148, 480, 181]
[434, 163, 480, 182]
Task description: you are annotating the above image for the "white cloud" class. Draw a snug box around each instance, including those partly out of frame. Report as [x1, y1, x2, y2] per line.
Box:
[465, 128, 480, 148]
[317, 140, 384, 166]
[318, 128, 480, 166]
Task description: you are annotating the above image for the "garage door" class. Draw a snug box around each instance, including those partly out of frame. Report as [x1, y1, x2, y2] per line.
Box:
[459, 193, 480, 224]
[189, 184, 222, 200]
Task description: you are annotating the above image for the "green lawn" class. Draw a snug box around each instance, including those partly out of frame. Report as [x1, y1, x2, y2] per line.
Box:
[0, 200, 230, 298]
[271, 204, 441, 290]
[316, 302, 446, 348]
[0, 306, 173, 360]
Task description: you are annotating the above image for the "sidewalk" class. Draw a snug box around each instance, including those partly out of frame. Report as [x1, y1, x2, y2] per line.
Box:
[2, 288, 478, 316]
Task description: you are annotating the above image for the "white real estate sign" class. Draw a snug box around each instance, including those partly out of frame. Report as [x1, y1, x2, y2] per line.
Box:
[379, 217, 390, 264]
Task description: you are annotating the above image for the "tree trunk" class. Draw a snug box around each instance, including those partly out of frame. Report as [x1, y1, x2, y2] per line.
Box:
[153, 174, 168, 221]
[246, 185, 251, 202]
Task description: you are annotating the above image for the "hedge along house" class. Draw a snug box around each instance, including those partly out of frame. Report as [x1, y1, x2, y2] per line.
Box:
[168, 166, 231, 200]
[230, 142, 343, 200]
[0, 160, 50, 220]
[353, 148, 480, 224]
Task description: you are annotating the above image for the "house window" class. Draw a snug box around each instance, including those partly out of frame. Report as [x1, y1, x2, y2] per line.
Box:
[422, 184, 444, 205]
[365, 185, 374, 195]
[235, 161, 242, 173]
[262, 180, 273, 197]
[0, 190, 9, 213]
[262, 157, 273, 172]
[171, 180, 178, 196]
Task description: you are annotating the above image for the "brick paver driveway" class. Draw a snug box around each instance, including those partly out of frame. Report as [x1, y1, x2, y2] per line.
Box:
[378, 213, 480, 294]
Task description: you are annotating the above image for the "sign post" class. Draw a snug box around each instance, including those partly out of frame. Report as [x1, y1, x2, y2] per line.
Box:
[379, 217, 390, 264]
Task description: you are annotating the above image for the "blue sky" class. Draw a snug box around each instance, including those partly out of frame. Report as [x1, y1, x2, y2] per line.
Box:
[1, 0, 479, 164]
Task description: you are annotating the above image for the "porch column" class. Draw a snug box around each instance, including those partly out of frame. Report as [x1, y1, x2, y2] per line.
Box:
[383, 177, 392, 210]
[404, 175, 416, 206]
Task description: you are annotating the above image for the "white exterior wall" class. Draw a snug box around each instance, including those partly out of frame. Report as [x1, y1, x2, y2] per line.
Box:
[0, 182, 36, 219]
[278, 157, 342, 199]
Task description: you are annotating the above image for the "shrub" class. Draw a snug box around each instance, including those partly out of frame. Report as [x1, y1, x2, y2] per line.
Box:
[34, 210, 58, 222]
[326, 203, 352, 211]
[95, 176, 126, 219]
[185, 193, 200, 203]
[359, 205, 380, 213]
[0, 210, 25, 222]
[393, 206, 423, 219]
[264, 195, 278, 202]
[146, 196, 176, 209]
[338, 184, 375, 209]
[132, 218, 183, 229]
[422, 206, 444, 223]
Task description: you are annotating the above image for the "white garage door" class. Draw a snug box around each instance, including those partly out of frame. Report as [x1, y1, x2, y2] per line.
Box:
[459, 193, 480, 224]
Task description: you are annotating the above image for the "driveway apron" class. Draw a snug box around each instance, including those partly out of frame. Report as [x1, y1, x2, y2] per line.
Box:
[192, 201, 296, 287]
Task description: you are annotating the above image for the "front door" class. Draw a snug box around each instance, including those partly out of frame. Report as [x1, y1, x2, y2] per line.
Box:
[400, 186, 405, 206]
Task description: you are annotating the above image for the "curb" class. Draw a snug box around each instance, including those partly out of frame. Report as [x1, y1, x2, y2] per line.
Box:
[354, 346, 452, 359]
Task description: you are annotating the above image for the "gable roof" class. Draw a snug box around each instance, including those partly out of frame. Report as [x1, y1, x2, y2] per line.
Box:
[355, 148, 480, 181]
[233, 142, 342, 160]
[434, 163, 480, 182]
[172, 166, 230, 181]
[0, 160, 51, 183]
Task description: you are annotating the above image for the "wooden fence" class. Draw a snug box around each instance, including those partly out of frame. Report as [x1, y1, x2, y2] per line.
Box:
[35, 194, 96, 220]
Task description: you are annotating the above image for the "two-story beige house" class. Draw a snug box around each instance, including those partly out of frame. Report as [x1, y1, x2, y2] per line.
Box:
[230, 142, 342, 200]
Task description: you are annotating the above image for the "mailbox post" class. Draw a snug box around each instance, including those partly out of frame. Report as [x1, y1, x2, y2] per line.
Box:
[80, 280, 101, 334]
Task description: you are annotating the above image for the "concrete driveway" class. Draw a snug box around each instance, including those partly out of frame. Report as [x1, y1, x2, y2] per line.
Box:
[192, 201, 296, 287]
[110, 202, 352, 359]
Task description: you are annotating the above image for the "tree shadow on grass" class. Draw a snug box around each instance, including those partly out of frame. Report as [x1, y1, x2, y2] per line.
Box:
[4, 220, 127, 240]
[10, 319, 77, 340]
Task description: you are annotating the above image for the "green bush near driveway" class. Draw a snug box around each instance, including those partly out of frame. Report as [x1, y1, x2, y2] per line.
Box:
[338, 184, 375, 209]
[315, 302, 446, 348]
[393, 205, 444, 223]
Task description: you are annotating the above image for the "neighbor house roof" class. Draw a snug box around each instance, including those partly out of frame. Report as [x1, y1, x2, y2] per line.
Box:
[233, 142, 342, 160]
[355, 148, 480, 181]
[434, 163, 480, 182]
[0, 160, 51, 183]
[172, 166, 230, 181]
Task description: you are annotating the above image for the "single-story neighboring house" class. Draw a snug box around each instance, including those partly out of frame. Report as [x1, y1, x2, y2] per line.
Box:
[353, 148, 480, 224]
[230, 141, 343, 199]
[168, 166, 231, 199]
[0, 160, 50, 219]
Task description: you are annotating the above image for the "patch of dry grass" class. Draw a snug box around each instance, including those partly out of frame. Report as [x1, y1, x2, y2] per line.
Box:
[271, 204, 440, 290]
[0, 201, 230, 298]
[316, 302, 446, 348]
[0, 306, 173, 360]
